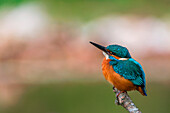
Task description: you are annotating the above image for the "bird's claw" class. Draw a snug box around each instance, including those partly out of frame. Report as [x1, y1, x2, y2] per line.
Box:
[112, 86, 117, 93]
[116, 91, 127, 104]
[116, 91, 127, 97]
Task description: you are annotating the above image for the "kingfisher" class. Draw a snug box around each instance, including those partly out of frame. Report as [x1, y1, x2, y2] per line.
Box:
[90, 41, 147, 96]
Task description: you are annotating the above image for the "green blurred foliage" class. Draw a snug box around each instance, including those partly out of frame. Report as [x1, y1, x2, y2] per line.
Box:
[43, 0, 170, 21]
[2, 82, 170, 113]
[0, 0, 31, 7]
[0, 0, 170, 21]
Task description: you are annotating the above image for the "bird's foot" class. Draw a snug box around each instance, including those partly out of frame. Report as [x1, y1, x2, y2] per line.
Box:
[116, 91, 127, 97]
[112, 86, 115, 89]
[116, 91, 127, 105]
[112, 86, 117, 93]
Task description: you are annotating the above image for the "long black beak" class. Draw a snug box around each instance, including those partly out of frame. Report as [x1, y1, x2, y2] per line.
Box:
[89, 41, 107, 53]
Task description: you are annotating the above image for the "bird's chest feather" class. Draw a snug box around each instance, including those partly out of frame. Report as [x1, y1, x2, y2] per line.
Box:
[102, 58, 136, 91]
[102, 58, 113, 82]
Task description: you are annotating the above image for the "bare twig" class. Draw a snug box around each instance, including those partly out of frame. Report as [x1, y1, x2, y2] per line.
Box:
[113, 87, 142, 113]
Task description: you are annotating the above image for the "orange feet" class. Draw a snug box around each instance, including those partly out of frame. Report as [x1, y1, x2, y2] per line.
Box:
[116, 91, 127, 98]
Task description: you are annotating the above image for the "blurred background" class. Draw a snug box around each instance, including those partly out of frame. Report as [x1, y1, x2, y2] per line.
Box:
[0, 0, 169, 113]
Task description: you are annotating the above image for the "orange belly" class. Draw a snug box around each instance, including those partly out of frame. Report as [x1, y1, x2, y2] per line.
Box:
[102, 57, 137, 91]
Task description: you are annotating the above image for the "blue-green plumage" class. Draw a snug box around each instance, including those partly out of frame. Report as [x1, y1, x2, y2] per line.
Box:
[109, 57, 147, 96]
[107, 45, 147, 96]
[89, 41, 147, 96]
[107, 45, 131, 58]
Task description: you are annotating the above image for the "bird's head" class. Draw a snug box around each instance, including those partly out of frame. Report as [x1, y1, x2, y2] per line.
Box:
[90, 41, 131, 60]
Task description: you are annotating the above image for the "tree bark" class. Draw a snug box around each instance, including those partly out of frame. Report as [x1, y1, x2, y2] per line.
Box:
[113, 87, 142, 113]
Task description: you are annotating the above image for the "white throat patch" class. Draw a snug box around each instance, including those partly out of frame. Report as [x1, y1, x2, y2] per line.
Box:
[103, 52, 109, 60]
[119, 58, 128, 60]
[103, 52, 128, 61]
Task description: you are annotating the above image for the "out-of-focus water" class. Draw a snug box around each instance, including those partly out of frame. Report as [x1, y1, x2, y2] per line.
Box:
[1, 81, 170, 113]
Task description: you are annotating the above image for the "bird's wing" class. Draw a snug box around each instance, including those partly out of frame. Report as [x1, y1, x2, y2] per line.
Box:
[113, 58, 145, 86]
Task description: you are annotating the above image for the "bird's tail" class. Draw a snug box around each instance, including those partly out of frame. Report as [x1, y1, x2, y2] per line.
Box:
[138, 86, 147, 96]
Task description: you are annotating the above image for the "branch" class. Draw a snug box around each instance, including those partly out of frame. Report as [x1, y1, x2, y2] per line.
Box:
[113, 87, 142, 113]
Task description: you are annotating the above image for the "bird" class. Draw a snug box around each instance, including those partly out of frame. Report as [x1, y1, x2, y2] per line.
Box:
[89, 41, 147, 96]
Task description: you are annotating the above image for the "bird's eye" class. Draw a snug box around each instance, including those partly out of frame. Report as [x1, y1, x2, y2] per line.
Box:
[109, 51, 115, 55]
[109, 51, 113, 54]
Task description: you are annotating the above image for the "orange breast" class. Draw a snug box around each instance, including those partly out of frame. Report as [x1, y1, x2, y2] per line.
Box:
[102, 57, 137, 91]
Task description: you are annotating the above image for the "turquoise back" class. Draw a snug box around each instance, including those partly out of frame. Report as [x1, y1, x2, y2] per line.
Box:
[109, 57, 147, 95]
